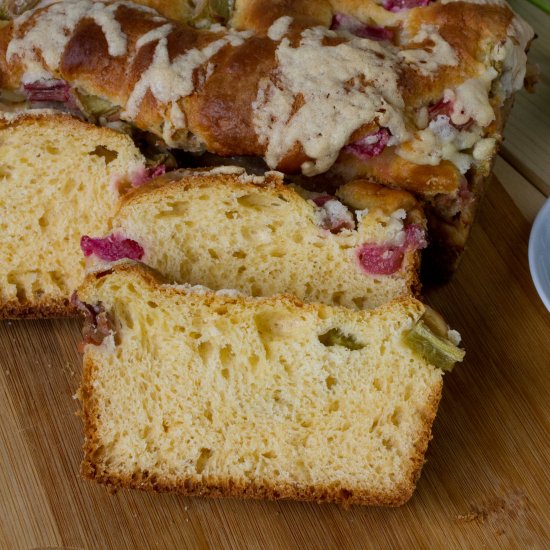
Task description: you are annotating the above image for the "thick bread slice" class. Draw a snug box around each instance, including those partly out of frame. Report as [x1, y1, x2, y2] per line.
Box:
[96, 167, 425, 310]
[0, 111, 145, 318]
[76, 262, 449, 506]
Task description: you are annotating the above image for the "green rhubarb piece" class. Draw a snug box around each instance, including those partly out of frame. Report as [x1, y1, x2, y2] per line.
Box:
[77, 92, 120, 119]
[319, 328, 365, 350]
[191, 0, 233, 25]
[210, 0, 232, 20]
[405, 321, 465, 372]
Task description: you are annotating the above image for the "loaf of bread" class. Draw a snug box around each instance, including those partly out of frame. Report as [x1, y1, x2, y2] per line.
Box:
[0, 111, 146, 317]
[0, 0, 532, 181]
[83, 167, 426, 311]
[0, 0, 534, 278]
[76, 262, 464, 505]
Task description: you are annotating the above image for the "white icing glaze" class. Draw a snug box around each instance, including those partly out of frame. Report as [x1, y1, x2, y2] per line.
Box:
[166, 283, 243, 298]
[355, 208, 369, 222]
[7, 1, 252, 149]
[385, 214, 406, 245]
[396, 5, 532, 172]
[252, 26, 409, 176]
[214, 288, 244, 297]
[491, 16, 534, 99]
[33, 0, 59, 9]
[87, 1, 127, 56]
[7, 0, 129, 74]
[398, 25, 458, 76]
[198, 166, 247, 175]
[507, 14, 535, 51]
[267, 16, 293, 41]
[135, 22, 172, 49]
[438, 1, 533, 101]
[472, 137, 496, 161]
[174, 166, 283, 186]
[390, 208, 407, 220]
[314, 199, 355, 232]
[397, 115, 482, 174]
[0, 106, 58, 122]
[123, 27, 251, 141]
[237, 173, 270, 184]
[445, 68, 497, 127]
[5, 0, 534, 178]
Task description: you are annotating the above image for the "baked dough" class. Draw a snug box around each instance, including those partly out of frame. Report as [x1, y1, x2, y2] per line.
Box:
[0, 0, 534, 276]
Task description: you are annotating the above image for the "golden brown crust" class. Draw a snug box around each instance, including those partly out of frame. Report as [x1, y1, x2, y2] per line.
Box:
[334, 179, 424, 296]
[77, 262, 435, 506]
[337, 179, 419, 215]
[185, 35, 278, 157]
[0, 1, 530, 195]
[120, 169, 422, 221]
[402, 378, 443, 496]
[232, 0, 332, 33]
[80, 261, 427, 326]
[118, 168, 287, 208]
[0, 108, 113, 135]
[401, 3, 514, 106]
[332, 149, 462, 196]
[80, 455, 417, 506]
[0, 296, 76, 319]
[1, 1, 531, 282]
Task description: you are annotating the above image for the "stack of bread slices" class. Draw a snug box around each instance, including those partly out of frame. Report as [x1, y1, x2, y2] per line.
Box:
[0, 109, 465, 506]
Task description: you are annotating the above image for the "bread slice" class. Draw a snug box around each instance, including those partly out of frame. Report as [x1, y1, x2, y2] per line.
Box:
[76, 262, 464, 506]
[87, 167, 426, 311]
[0, 111, 146, 318]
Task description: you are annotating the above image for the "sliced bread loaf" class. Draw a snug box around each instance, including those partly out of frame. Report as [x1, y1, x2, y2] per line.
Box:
[0, 111, 146, 317]
[84, 167, 426, 311]
[76, 262, 464, 506]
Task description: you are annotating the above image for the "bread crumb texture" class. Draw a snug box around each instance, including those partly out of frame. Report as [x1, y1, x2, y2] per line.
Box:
[0, 113, 144, 316]
[110, 175, 420, 310]
[78, 264, 443, 505]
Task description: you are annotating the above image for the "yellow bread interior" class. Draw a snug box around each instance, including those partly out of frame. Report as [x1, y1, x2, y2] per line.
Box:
[0, 111, 145, 315]
[78, 263, 443, 506]
[106, 169, 423, 310]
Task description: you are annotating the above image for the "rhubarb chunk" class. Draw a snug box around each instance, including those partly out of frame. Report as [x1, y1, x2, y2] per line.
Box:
[319, 328, 365, 350]
[80, 234, 144, 262]
[404, 321, 465, 371]
[345, 129, 391, 160]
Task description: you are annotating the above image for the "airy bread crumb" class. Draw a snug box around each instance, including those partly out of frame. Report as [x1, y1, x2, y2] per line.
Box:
[103, 172, 424, 310]
[0, 112, 145, 317]
[77, 262, 444, 506]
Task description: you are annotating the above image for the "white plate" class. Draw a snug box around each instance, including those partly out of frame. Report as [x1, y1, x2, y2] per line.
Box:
[529, 197, 550, 313]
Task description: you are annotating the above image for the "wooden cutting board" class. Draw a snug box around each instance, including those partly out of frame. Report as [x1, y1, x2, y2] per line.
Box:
[1, 178, 549, 549]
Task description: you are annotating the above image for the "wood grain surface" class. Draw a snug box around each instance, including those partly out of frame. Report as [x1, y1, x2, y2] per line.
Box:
[1, 178, 549, 549]
[504, 0, 550, 197]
